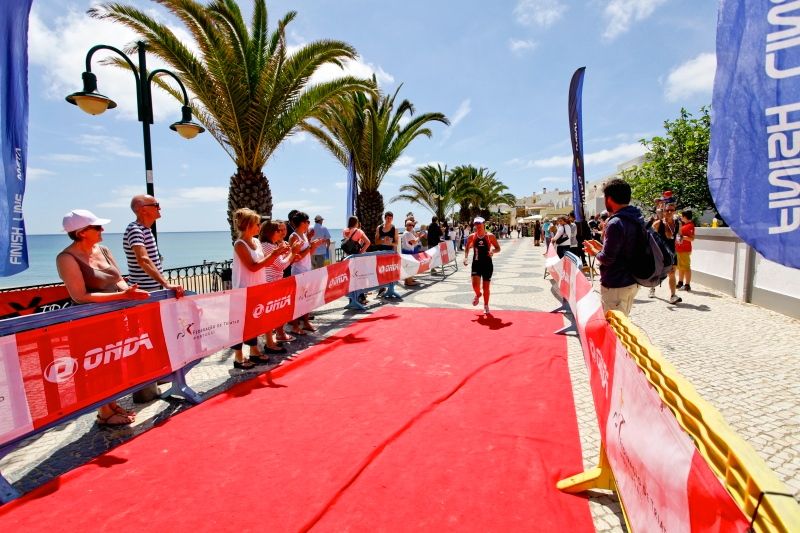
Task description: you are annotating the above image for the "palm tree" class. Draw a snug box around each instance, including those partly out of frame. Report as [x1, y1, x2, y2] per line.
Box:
[303, 84, 449, 232]
[472, 175, 516, 219]
[450, 165, 496, 222]
[391, 164, 458, 221]
[91, 0, 373, 238]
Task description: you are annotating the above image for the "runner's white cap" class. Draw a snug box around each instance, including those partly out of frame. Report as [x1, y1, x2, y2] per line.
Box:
[62, 209, 111, 232]
[473, 216, 485, 224]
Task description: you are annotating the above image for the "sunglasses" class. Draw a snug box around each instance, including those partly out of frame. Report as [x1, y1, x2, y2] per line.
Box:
[142, 203, 161, 209]
[82, 225, 103, 232]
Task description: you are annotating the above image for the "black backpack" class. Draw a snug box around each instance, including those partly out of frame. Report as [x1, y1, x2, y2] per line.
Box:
[630, 223, 674, 287]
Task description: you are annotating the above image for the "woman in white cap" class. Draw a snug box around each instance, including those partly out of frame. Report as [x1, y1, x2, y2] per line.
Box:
[463, 217, 501, 314]
[56, 209, 150, 426]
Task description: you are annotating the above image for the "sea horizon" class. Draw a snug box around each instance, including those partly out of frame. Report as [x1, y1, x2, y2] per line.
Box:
[1, 229, 345, 289]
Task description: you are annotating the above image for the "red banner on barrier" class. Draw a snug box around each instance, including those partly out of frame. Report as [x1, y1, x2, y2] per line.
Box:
[439, 242, 451, 265]
[15, 302, 170, 429]
[412, 252, 431, 273]
[242, 276, 296, 340]
[324, 261, 350, 303]
[376, 253, 401, 285]
[0, 285, 71, 320]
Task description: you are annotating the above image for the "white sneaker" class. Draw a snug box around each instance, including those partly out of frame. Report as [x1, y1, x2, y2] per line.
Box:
[669, 294, 682, 304]
[484, 305, 490, 315]
[648, 287, 656, 298]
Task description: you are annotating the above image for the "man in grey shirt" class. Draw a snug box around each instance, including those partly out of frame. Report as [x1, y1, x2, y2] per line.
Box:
[311, 215, 331, 269]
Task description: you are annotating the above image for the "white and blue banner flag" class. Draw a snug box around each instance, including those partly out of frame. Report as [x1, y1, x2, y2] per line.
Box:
[346, 150, 357, 219]
[709, 0, 800, 269]
[568, 67, 586, 223]
[0, 0, 32, 276]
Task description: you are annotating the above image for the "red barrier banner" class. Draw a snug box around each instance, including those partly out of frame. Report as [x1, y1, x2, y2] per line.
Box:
[0, 285, 71, 320]
[545, 245, 749, 531]
[439, 242, 452, 265]
[375, 253, 401, 286]
[242, 276, 296, 340]
[324, 261, 350, 303]
[412, 252, 432, 273]
[15, 302, 171, 430]
[159, 290, 246, 368]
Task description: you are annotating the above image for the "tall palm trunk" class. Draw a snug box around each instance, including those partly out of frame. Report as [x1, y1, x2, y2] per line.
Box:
[357, 189, 384, 238]
[227, 168, 273, 242]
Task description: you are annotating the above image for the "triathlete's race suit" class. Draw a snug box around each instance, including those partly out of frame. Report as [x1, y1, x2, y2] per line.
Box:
[471, 234, 494, 281]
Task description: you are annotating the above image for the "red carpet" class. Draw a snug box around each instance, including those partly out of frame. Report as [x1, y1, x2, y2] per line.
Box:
[0, 308, 593, 532]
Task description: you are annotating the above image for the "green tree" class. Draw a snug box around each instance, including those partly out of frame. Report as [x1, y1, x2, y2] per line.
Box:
[303, 85, 449, 232]
[449, 165, 495, 222]
[621, 106, 713, 212]
[92, 0, 373, 238]
[391, 164, 460, 221]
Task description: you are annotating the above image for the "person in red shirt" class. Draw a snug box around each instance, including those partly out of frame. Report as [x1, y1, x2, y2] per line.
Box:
[675, 209, 695, 291]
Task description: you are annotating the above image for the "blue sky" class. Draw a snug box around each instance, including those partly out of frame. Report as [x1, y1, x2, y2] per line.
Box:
[23, 0, 719, 234]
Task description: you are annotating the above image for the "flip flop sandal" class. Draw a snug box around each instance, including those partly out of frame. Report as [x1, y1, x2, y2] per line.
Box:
[248, 355, 272, 365]
[111, 404, 136, 418]
[96, 412, 134, 426]
[276, 334, 296, 343]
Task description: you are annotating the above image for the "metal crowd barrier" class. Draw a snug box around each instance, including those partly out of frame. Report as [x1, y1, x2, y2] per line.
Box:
[342, 250, 402, 311]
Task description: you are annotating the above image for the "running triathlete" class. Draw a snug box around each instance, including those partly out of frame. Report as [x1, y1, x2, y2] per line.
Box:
[463, 216, 501, 315]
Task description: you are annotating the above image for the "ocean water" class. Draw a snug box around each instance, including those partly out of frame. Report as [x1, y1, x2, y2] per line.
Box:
[0, 229, 345, 289]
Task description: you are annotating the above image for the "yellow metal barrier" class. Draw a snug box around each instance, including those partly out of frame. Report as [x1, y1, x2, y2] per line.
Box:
[605, 310, 800, 533]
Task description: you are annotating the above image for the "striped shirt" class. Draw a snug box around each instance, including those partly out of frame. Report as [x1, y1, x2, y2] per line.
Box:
[261, 241, 293, 282]
[123, 221, 162, 291]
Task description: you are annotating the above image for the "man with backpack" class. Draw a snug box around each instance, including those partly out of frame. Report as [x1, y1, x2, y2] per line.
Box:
[595, 179, 644, 315]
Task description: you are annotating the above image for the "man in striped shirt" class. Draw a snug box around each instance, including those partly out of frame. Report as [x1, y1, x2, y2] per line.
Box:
[124, 195, 184, 402]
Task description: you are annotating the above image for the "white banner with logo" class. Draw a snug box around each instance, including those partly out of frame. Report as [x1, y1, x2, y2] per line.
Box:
[293, 267, 329, 318]
[0, 334, 32, 445]
[159, 290, 246, 367]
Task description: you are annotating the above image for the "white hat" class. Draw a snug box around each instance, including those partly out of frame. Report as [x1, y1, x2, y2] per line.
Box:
[473, 216, 485, 224]
[62, 209, 111, 233]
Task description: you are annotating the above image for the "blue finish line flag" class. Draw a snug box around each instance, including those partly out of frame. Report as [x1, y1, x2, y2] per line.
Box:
[710, 0, 800, 269]
[346, 150, 357, 219]
[568, 67, 586, 223]
[0, 0, 32, 276]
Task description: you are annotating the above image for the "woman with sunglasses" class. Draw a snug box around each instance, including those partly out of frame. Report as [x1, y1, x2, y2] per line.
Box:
[56, 209, 150, 426]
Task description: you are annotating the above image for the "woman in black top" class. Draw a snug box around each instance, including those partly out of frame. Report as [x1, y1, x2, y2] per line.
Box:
[374, 211, 398, 251]
[426, 216, 442, 250]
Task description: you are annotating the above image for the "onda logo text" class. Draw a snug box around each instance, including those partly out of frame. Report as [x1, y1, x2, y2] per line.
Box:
[43, 333, 154, 384]
[252, 295, 292, 318]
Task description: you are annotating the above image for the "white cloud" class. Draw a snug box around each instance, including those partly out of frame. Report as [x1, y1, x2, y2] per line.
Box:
[603, 0, 668, 41]
[514, 0, 567, 28]
[300, 187, 320, 194]
[309, 57, 394, 87]
[387, 155, 417, 177]
[26, 167, 56, 181]
[76, 134, 140, 158]
[97, 185, 146, 208]
[334, 181, 347, 190]
[509, 38, 537, 55]
[520, 141, 647, 168]
[441, 99, 471, 141]
[287, 132, 309, 144]
[43, 153, 96, 163]
[665, 53, 716, 102]
[98, 185, 227, 208]
[29, 7, 196, 122]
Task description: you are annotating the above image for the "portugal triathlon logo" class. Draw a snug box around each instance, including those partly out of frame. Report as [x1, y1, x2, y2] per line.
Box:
[252, 294, 292, 318]
[43, 333, 154, 384]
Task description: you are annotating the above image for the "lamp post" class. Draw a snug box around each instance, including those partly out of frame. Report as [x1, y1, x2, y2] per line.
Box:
[65, 41, 204, 242]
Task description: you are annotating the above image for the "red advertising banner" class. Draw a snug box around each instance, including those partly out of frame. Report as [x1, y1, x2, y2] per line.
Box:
[0, 285, 71, 320]
[14, 302, 170, 429]
[375, 253, 401, 285]
[324, 261, 350, 303]
[412, 251, 431, 273]
[242, 276, 296, 340]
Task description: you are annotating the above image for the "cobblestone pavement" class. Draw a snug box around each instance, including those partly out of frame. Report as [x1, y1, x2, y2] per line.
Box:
[2, 237, 798, 532]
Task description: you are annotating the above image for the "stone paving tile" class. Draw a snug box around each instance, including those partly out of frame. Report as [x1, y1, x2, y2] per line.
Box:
[3, 237, 798, 532]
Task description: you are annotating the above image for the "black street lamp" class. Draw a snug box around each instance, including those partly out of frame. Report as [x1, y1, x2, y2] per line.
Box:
[65, 41, 204, 241]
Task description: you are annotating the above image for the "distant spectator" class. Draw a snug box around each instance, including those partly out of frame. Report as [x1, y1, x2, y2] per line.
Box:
[676, 209, 695, 292]
[426, 216, 442, 250]
[552, 216, 572, 258]
[290, 211, 326, 333]
[258, 220, 299, 353]
[401, 219, 421, 286]
[57, 209, 149, 426]
[342, 215, 370, 255]
[595, 179, 643, 316]
[651, 202, 682, 304]
[311, 215, 331, 269]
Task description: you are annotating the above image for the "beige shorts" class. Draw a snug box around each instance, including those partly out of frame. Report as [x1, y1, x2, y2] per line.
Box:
[601, 284, 639, 316]
[676, 252, 691, 270]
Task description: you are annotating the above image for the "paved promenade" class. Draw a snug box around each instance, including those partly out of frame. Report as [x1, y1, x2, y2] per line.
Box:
[1, 237, 798, 531]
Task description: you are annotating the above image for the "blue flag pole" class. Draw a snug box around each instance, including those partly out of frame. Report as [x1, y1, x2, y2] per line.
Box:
[0, 0, 33, 276]
[568, 67, 587, 223]
[346, 150, 357, 219]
